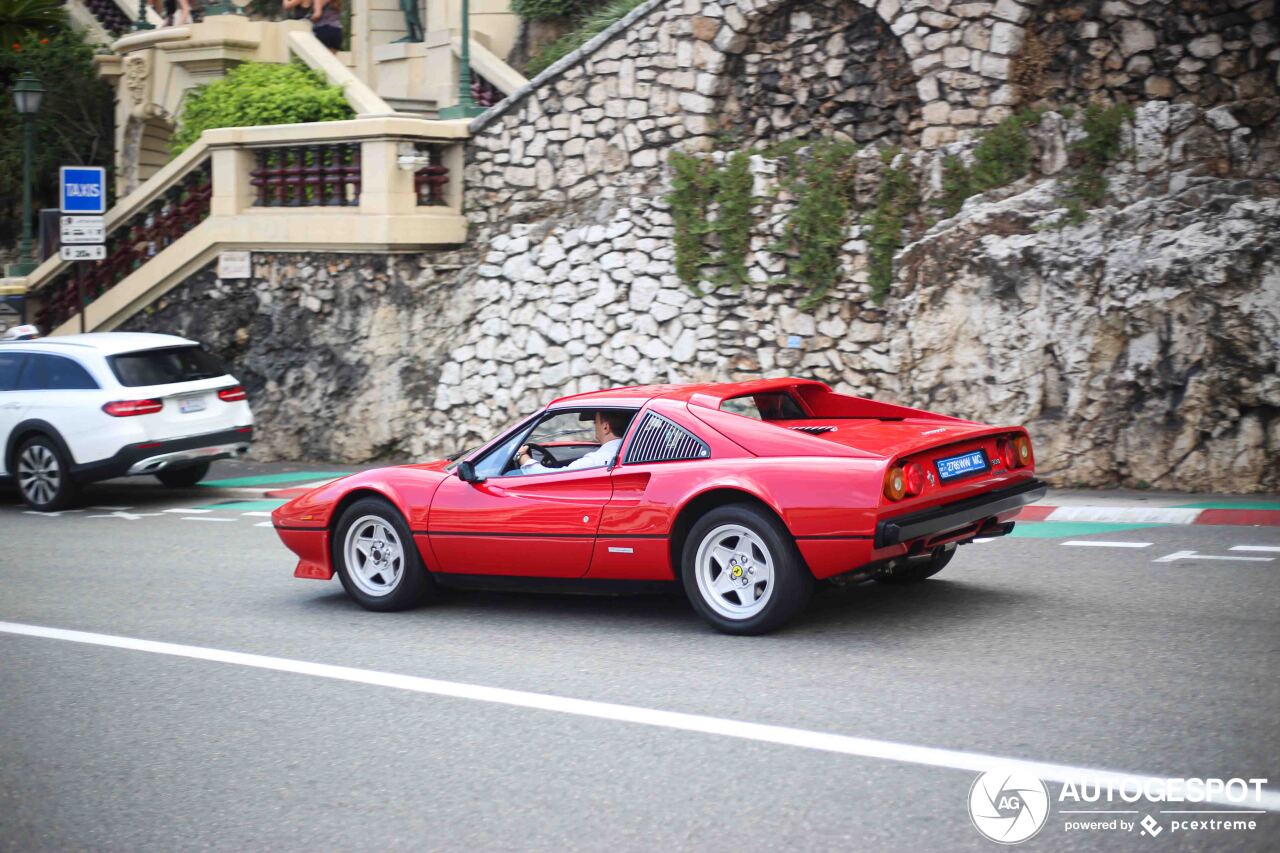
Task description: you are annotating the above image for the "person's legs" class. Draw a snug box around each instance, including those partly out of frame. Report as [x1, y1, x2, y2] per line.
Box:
[313, 24, 343, 51]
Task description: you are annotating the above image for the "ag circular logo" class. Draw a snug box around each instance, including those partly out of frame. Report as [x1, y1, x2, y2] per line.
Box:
[968, 770, 1050, 844]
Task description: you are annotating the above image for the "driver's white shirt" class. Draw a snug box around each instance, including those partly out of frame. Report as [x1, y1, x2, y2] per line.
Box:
[519, 438, 622, 475]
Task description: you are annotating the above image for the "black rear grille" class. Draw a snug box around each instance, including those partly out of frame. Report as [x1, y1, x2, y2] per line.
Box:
[789, 425, 836, 435]
[625, 414, 710, 464]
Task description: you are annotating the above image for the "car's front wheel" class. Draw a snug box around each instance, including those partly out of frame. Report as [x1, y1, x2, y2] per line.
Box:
[15, 436, 80, 512]
[681, 503, 813, 635]
[332, 497, 435, 611]
[156, 462, 211, 488]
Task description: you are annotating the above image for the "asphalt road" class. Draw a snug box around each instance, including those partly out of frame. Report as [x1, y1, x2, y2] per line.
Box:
[1, 481, 1277, 852]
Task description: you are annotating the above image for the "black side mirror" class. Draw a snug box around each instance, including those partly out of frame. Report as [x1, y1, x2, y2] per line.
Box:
[456, 460, 482, 484]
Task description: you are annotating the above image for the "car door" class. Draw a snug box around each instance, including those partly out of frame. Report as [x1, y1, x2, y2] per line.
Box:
[0, 351, 29, 476]
[18, 353, 104, 465]
[426, 408, 627, 578]
[428, 467, 615, 578]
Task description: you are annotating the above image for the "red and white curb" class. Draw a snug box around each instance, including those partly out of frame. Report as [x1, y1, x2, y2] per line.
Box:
[1016, 505, 1280, 526]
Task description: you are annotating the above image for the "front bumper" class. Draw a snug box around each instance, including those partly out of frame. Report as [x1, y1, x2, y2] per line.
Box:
[71, 426, 254, 483]
[875, 478, 1047, 548]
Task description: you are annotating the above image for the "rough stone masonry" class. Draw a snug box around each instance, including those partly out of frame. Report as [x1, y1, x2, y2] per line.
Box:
[127, 0, 1280, 492]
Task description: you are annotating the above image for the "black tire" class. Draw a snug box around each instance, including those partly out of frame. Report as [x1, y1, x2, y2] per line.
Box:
[680, 503, 813, 635]
[155, 461, 211, 488]
[15, 435, 80, 512]
[874, 544, 956, 585]
[331, 497, 436, 611]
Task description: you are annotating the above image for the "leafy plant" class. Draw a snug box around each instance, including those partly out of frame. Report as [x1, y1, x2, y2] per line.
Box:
[666, 149, 755, 293]
[0, 0, 64, 51]
[512, 0, 586, 21]
[864, 150, 916, 303]
[777, 139, 859, 307]
[667, 150, 717, 290]
[929, 111, 1042, 220]
[1068, 102, 1132, 205]
[525, 0, 644, 77]
[714, 151, 753, 291]
[0, 25, 113, 244]
[171, 61, 353, 155]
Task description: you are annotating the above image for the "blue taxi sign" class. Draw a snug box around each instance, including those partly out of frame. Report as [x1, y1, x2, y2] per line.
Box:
[60, 166, 107, 214]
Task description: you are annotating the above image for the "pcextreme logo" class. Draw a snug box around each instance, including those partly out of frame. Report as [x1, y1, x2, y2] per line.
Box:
[967, 770, 1272, 844]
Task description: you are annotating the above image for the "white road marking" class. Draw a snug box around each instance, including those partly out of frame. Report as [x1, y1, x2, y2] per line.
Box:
[86, 511, 161, 521]
[254, 521, 274, 527]
[89, 506, 132, 511]
[1062, 541, 1151, 549]
[242, 511, 274, 517]
[1154, 550, 1274, 564]
[1230, 545, 1280, 553]
[1046, 506, 1201, 524]
[163, 508, 211, 514]
[1, 620, 1277, 813]
[181, 517, 236, 523]
[22, 509, 84, 517]
[973, 538, 996, 543]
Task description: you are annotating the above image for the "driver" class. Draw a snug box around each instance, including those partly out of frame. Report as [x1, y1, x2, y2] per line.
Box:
[516, 411, 631, 474]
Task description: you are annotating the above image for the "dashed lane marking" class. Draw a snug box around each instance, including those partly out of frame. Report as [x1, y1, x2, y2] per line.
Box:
[181, 517, 237, 523]
[241, 511, 274, 517]
[1, 620, 1277, 812]
[163, 508, 211, 514]
[86, 511, 162, 521]
[1062, 541, 1152, 548]
[1230, 545, 1280, 553]
[22, 509, 84, 517]
[1154, 550, 1275, 564]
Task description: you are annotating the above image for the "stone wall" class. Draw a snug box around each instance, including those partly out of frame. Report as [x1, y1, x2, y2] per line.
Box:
[723, 0, 921, 146]
[115, 0, 1280, 491]
[1017, 0, 1278, 106]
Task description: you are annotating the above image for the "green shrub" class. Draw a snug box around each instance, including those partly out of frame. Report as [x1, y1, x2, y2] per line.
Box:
[525, 0, 644, 76]
[864, 150, 916, 303]
[171, 61, 353, 155]
[778, 139, 859, 307]
[511, 0, 585, 20]
[666, 149, 755, 293]
[1068, 102, 1132, 205]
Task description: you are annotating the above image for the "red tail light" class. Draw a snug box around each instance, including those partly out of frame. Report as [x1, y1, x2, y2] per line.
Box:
[103, 399, 163, 417]
[218, 385, 247, 402]
[903, 462, 926, 496]
[998, 438, 1017, 469]
[884, 466, 907, 501]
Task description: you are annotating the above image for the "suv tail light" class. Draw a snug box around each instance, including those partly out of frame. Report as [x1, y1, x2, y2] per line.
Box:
[218, 385, 247, 402]
[103, 399, 163, 417]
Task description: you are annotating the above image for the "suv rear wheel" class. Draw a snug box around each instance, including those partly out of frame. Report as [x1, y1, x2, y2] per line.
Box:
[156, 462, 211, 488]
[16, 436, 80, 511]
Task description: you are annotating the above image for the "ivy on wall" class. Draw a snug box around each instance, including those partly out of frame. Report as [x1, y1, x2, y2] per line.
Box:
[774, 140, 858, 308]
[667, 149, 753, 294]
[863, 148, 916, 303]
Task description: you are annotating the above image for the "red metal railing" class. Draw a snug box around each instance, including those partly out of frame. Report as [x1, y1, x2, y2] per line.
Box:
[36, 160, 213, 332]
[413, 145, 449, 206]
[250, 143, 361, 207]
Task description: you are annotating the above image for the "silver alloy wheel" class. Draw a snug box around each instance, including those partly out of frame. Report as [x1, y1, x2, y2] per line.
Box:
[343, 514, 406, 597]
[694, 523, 776, 620]
[18, 444, 61, 507]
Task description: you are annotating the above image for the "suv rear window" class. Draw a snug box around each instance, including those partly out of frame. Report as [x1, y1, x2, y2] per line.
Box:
[109, 346, 229, 387]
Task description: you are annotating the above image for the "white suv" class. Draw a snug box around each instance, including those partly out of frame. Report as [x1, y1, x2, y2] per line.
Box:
[0, 332, 254, 510]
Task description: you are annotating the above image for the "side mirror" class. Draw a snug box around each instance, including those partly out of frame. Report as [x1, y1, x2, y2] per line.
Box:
[456, 460, 482, 484]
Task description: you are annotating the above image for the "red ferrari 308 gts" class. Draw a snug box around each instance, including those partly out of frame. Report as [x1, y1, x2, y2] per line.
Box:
[272, 378, 1046, 634]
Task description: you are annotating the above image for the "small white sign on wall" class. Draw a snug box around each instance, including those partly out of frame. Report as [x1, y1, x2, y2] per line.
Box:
[218, 251, 252, 280]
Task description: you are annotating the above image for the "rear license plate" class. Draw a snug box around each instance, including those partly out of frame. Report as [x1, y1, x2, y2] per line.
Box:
[178, 395, 207, 414]
[935, 448, 990, 482]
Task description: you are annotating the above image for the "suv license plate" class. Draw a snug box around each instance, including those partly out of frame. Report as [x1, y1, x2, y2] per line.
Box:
[178, 395, 207, 414]
[935, 449, 989, 482]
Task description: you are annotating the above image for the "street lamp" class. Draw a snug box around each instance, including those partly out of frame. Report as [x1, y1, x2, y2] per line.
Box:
[438, 0, 484, 119]
[7, 73, 45, 277]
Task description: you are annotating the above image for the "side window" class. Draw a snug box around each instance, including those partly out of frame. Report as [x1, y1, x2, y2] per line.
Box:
[18, 354, 99, 391]
[624, 413, 710, 465]
[0, 352, 27, 392]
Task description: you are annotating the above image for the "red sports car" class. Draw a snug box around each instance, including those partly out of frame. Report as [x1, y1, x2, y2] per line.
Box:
[272, 379, 1045, 634]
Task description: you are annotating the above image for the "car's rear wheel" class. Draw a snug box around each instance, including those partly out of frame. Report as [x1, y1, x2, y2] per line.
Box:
[873, 543, 956, 585]
[332, 497, 435, 611]
[681, 503, 813, 635]
[155, 462, 211, 488]
[16, 436, 80, 512]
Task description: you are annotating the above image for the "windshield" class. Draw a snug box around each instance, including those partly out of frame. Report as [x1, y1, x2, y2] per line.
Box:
[109, 346, 230, 387]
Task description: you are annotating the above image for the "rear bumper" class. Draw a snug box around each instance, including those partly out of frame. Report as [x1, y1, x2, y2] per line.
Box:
[875, 478, 1048, 548]
[71, 426, 254, 483]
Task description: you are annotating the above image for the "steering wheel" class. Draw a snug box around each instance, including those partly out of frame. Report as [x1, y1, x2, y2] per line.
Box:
[523, 442, 560, 467]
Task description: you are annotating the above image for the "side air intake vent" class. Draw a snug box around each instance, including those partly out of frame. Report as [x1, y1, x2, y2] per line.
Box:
[625, 413, 711, 464]
[789, 425, 836, 435]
